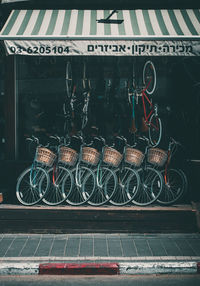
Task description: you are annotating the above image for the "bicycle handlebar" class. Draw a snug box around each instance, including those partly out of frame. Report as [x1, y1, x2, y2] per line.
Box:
[94, 136, 106, 145]
[169, 137, 181, 146]
[138, 136, 150, 143]
[116, 135, 127, 144]
[49, 135, 62, 143]
[26, 135, 39, 145]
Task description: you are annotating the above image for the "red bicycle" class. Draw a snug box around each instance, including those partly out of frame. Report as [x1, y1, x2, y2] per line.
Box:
[129, 60, 162, 147]
[157, 137, 188, 205]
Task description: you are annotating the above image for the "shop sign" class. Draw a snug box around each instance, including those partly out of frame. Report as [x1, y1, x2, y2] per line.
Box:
[4, 40, 200, 56]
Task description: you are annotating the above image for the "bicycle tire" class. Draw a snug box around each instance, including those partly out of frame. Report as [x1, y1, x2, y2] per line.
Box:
[157, 168, 187, 205]
[132, 166, 163, 206]
[16, 166, 49, 206]
[109, 167, 140, 206]
[42, 166, 73, 206]
[66, 61, 72, 97]
[143, 60, 156, 95]
[149, 113, 162, 147]
[65, 166, 96, 206]
[88, 166, 117, 206]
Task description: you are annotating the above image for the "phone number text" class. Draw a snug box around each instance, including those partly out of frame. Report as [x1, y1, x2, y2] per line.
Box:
[9, 45, 70, 54]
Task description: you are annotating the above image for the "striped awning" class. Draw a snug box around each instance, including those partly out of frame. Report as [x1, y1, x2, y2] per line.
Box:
[1, 9, 200, 56]
[1, 9, 200, 40]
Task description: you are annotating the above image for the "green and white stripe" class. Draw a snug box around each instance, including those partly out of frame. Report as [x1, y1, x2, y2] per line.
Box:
[1, 9, 200, 39]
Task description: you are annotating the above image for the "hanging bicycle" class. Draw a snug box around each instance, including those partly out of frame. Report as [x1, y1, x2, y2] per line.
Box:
[129, 60, 162, 147]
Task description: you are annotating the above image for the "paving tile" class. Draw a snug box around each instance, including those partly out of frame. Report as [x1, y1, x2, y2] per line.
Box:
[50, 238, 67, 257]
[174, 239, 196, 256]
[80, 237, 93, 257]
[160, 238, 182, 256]
[148, 239, 167, 256]
[19, 237, 41, 257]
[64, 237, 80, 257]
[34, 237, 54, 257]
[134, 239, 153, 256]
[107, 237, 123, 257]
[0, 237, 15, 257]
[94, 237, 108, 256]
[4, 237, 28, 257]
[186, 239, 200, 255]
[120, 238, 137, 257]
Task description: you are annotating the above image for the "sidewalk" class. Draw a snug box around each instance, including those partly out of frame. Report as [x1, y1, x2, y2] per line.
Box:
[0, 233, 200, 275]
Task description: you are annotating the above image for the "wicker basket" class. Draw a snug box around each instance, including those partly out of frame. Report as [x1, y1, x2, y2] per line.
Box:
[58, 146, 78, 166]
[147, 148, 167, 167]
[35, 147, 56, 167]
[125, 147, 144, 167]
[81, 147, 100, 166]
[103, 147, 122, 167]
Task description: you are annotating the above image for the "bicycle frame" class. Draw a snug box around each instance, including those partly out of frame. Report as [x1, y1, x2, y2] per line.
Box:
[30, 161, 40, 188]
[29, 137, 49, 188]
[81, 89, 90, 130]
[130, 60, 160, 140]
[133, 86, 158, 131]
[75, 142, 90, 188]
[141, 85, 154, 122]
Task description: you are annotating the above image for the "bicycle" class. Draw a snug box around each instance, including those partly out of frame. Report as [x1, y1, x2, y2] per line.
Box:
[16, 136, 56, 206]
[129, 60, 162, 147]
[63, 135, 97, 206]
[87, 136, 119, 206]
[131, 136, 164, 206]
[57, 60, 76, 136]
[41, 136, 74, 206]
[157, 137, 188, 205]
[81, 62, 91, 131]
[108, 136, 141, 206]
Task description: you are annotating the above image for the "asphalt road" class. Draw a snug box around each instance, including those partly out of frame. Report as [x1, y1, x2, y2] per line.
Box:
[0, 275, 200, 286]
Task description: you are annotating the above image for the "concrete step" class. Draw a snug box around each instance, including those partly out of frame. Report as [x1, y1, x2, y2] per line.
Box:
[0, 204, 198, 233]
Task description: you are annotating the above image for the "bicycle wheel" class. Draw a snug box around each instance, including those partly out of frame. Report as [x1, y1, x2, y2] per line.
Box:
[16, 166, 49, 206]
[65, 166, 96, 206]
[157, 169, 187, 205]
[88, 166, 117, 206]
[149, 113, 162, 147]
[66, 61, 72, 97]
[110, 167, 140, 206]
[42, 166, 73, 206]
[132, 166, 163, 206]
[143, 60, 156, 95]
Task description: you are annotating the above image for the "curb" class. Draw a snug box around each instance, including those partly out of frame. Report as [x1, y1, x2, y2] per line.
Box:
[0, 262, 200, 275]
[39, 263, 119, 275]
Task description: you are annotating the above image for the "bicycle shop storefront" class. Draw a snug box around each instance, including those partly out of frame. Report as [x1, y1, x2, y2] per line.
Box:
[0, 9, 200, 206]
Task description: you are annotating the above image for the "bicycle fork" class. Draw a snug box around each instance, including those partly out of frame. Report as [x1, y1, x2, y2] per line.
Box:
[75, 162, 82, 188]
[96, 164, 103, 189]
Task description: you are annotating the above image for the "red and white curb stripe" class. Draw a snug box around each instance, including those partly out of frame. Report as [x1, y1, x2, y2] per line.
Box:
[0, 262, 200, 275]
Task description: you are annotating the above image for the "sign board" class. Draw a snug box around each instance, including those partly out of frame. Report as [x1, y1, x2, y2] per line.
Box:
[4, 40, 200, 56]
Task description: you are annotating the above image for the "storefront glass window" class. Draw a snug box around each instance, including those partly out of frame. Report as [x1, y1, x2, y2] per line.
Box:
[16, 56, 67, 159]
[16, 55, 200, 161]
